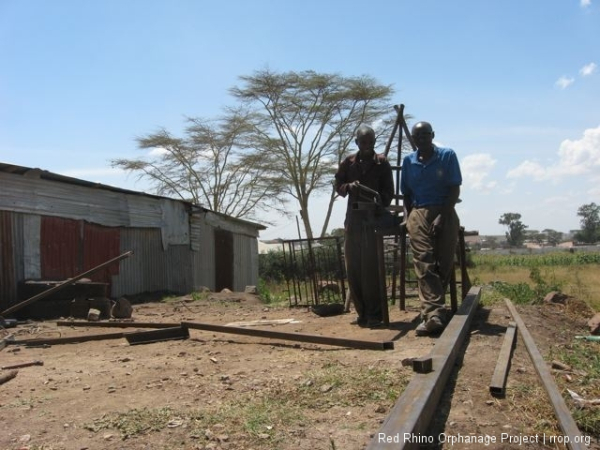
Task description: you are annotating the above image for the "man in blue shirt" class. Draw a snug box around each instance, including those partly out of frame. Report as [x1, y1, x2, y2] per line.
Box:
[400, 121, 462, 336]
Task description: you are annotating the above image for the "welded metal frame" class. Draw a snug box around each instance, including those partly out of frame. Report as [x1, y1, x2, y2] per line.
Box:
[282, 236, 347, 307]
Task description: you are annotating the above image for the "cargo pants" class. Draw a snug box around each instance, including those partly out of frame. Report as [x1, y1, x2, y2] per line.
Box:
[406, 205, 459, 323]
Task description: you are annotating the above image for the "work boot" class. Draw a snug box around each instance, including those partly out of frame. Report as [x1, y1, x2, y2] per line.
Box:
[350, 317, 367, 327]
[415, 316, 444, 336]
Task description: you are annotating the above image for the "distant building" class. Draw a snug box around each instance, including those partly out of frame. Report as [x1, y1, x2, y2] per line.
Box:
[258, 239, 285, 254]
[0, 163, 266, 312]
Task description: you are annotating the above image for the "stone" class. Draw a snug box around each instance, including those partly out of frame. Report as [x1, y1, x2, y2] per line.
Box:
[543, 291, 568, 304]
[588, 313, 600, 335]
[71, 297, 111, 319]
[244, 285, 258, 294]
[111, 297, 133, 319]
[87, 308, 101, 321]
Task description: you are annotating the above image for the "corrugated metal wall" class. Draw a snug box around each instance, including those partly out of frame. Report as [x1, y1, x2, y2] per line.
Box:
[191, 215, 216, 291]
[0, 211, 19, 307]
[113, 228, 194, 297]
[83, 222, 121, 283]
[39, 217, 121, 285]
[0, 211, 36, 309]
[233, 232, 259, 291]
[0, 170, 263, 310]
[40, 216, 81, 280]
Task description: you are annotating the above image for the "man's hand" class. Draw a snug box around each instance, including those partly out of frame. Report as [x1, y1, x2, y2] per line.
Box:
[430, 214, 444, 236]
[348, 180, 360, 194]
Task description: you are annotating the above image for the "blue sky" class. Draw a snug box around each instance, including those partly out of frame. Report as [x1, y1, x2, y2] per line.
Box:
[1, 0, 599, 240]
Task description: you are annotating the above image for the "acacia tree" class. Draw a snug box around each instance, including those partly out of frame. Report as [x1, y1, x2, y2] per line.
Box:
[499, 212, 528, 247]
[230, 69, 395, 239]
[575, 202, 600, 243]
[111, 109, 287, 222]
[543, 229, 563, 246]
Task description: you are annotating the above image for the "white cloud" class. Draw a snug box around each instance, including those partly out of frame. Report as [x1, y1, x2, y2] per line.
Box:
[507, 125, 600, 182]
[581, 0, 591, 7]
[461, 153, 498, 192]
[580, 62, 597, 77]
[555, 76, 575, 89]
[148, 147, 169, 157]
[506, 160, 548, 180]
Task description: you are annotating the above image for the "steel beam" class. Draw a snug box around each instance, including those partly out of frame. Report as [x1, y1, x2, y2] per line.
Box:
[505, 299, 586, 450]
[11, 331, 126, 347]
[489, 321, 517, 397]
[182, 321, 394, 351]
[367, 286, 481, 450]
[0, 370, 18, 385]
[57, 320, 179, 329]
[125, 326, 189, 345]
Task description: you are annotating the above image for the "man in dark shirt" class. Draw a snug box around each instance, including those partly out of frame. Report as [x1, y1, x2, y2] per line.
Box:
[334, 125, 394, 327]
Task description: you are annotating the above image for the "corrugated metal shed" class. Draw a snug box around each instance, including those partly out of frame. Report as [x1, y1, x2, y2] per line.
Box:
[0, 163, 266, 312]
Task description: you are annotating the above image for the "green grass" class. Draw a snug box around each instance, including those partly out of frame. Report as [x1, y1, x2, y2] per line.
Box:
[258, 278, 291, 306]
[467, 251, 600, 437]
[84, 363, 410, 446]
[549, 341, 600, 435]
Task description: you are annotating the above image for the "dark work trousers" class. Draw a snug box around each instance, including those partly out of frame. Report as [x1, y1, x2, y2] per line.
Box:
[344, 210, 383, 322]
[406, 205, 459, 323]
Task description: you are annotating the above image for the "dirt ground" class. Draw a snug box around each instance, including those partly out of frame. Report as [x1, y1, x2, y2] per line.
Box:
[1, 290, 598, 450]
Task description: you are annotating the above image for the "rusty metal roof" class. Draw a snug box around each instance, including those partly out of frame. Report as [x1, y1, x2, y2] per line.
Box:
[0, 162, 266, 230]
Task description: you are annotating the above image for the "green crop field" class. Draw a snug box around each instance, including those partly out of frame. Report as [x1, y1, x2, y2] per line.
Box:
[469, 251, 600, 311]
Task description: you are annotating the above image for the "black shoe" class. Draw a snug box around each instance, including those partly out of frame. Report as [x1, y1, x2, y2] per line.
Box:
[367, 318, 385, 329]
[415, 316, 444, 336]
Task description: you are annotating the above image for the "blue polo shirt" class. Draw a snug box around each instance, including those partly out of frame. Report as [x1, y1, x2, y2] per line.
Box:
[400, 146, 462, 207]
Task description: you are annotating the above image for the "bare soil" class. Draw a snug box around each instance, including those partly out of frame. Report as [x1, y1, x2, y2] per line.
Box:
[1, 291, 598, 450]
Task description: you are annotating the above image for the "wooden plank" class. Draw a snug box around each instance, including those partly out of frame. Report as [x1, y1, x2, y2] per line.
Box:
[505, 299, 586, 450]
[182, 321, 394, 351]
[367, 286, 481, 450]
[489, 321, 517, 397]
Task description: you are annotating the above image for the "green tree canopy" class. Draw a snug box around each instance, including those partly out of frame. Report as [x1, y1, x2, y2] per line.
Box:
[542, 229, 563, 246]
[230, 69, 395, 238]
[499, 212, 528, 247]
[111, 109, 287, 222]
[575, 202, 600, 244]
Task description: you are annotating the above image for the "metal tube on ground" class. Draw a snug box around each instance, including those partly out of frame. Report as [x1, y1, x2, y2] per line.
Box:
[367, 286, 481, 450]
[182, 321, 394, 351]
[504, 298, 586, 450]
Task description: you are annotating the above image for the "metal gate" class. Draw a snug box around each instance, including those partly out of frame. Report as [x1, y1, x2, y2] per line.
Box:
[282, 237, 347, 307]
